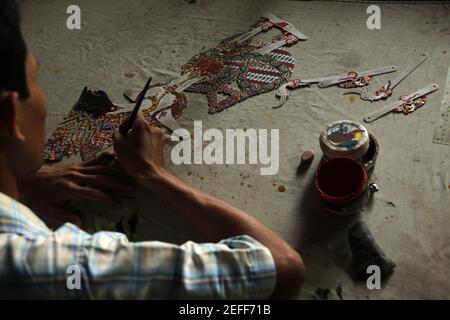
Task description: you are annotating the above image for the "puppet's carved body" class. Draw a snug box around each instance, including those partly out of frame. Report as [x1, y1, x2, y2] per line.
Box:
[181, 20, 297, 113]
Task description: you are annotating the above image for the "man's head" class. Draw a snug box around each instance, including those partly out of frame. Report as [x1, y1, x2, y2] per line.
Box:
[0, 0, 47, 178]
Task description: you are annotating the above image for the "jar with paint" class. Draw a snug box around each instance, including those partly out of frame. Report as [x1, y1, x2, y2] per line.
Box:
[315, 157, 376, 215]
[319, 120, 379, 171]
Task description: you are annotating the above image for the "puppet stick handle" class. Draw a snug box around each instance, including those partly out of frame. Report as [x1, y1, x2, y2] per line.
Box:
[364, 83, 439, 123]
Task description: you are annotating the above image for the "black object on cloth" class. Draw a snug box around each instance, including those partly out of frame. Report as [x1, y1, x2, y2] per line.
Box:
[348, 221, 396, 280]
[74, 86, 116, 117]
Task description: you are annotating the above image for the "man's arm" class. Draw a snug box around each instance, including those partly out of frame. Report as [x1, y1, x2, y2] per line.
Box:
[113, 113, 305, 299]
[0, 223, 276, 299]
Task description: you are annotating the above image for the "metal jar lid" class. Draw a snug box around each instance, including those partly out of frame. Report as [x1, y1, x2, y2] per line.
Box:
[319, 120, 370, 160]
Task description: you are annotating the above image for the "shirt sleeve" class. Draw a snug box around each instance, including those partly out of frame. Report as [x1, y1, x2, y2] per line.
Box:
[0, 223, 277, 299]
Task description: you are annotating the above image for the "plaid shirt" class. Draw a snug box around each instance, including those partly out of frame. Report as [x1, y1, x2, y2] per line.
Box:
[0, 192, 276, 299]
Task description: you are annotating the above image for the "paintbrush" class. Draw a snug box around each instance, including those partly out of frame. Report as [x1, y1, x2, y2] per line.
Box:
[119, 76, 152, 135]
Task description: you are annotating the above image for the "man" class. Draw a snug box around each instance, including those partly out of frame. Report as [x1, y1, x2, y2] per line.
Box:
[0, 0, 305, 299]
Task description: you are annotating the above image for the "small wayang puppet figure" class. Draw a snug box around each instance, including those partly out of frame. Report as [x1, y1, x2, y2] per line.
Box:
[44, 13, 306, 163]
[44, 84, 187, 162]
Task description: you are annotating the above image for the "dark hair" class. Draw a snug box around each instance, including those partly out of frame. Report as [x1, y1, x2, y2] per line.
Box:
[0, 0, 29, 99]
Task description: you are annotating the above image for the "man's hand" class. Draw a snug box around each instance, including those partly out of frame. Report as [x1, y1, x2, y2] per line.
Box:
[113, 112, 167, 184]
[19, 152, 133, 227]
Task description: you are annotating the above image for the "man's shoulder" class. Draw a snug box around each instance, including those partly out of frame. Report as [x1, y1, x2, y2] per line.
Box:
[0, 192, 49, 236]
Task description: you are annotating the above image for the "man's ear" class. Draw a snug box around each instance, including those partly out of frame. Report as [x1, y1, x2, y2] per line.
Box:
[0, 91, 26, 144]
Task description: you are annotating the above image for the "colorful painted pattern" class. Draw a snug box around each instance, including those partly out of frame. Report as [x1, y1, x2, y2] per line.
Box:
[182, 40, 295, 113]
[44, 84, 187, 161]
[327, 123, 364, 149]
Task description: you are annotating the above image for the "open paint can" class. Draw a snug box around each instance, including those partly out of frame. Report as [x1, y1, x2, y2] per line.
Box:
[315, 157, 371, 215]
[320, 120, 378, 171]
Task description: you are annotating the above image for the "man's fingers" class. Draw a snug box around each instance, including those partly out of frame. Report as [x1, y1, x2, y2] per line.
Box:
[78, 164, 128, 177]
[77, 174, 134, 193]
[118, 111, 147, 136]
[71, 185, 117, 207]
[78, 165, 111, 175]
[83, 151, 116, 166]
[118, 119, 130, 135]
[133, 112, 148, 130]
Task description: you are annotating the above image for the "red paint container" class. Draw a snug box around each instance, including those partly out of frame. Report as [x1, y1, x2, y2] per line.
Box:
[315, 157, 369, 214]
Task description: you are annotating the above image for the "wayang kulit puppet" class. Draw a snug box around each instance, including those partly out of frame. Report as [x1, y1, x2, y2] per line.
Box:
[44, 13, 307, 162]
